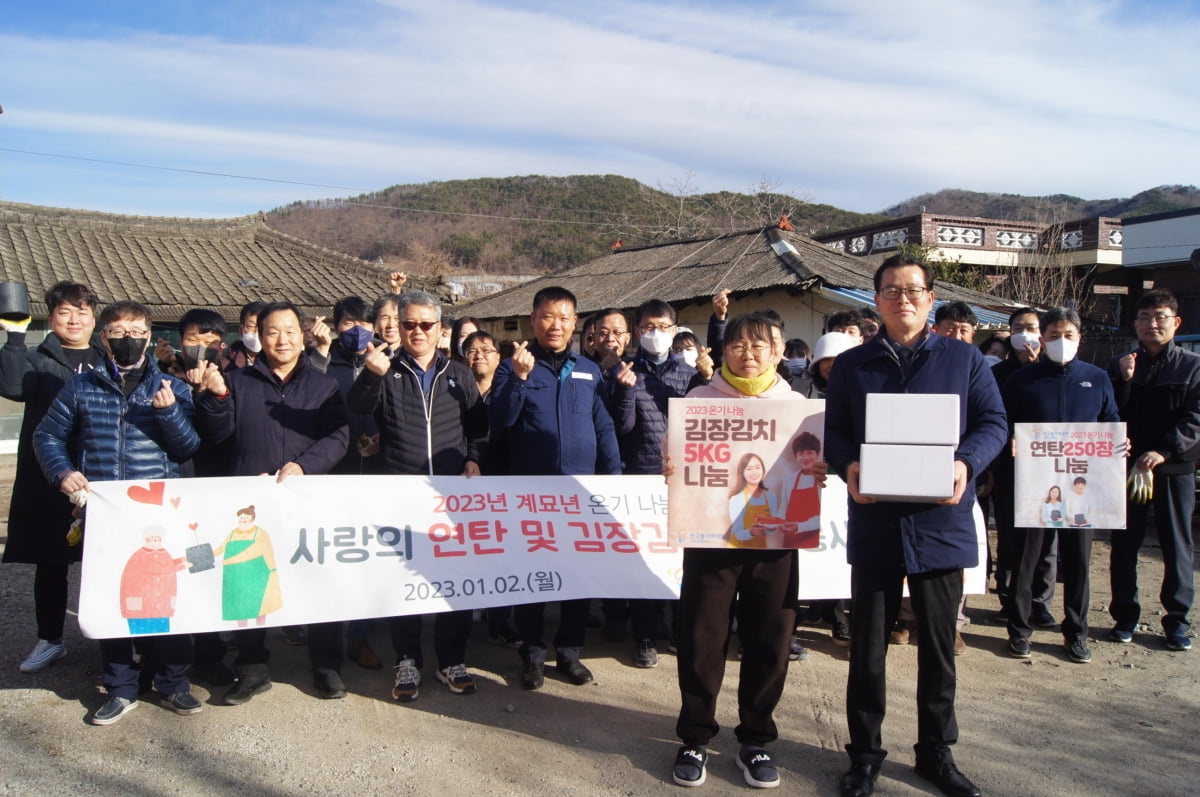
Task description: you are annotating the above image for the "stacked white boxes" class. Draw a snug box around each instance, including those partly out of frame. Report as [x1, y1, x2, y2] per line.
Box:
[859, 394, 960, 502]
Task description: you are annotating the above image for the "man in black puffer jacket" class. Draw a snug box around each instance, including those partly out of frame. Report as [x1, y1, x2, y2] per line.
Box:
[348, 289, 487, 702]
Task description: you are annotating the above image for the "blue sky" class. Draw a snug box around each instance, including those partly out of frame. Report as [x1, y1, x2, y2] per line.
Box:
[1, 0, 1197, 220]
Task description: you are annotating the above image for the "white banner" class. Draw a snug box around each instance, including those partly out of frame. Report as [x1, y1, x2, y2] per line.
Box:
[79, 475, 681, 639]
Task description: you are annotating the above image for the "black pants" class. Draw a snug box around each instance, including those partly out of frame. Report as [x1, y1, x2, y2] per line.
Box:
[100, 634, 192, 701]
[1009, 528, 1092, 641]
[675, 548, 797, 747]
[515, 599, 590, 653]
[388, 610, 473, 670]
[846, 565, 961, 768]
[1111, 470, 1195, 634]
[33, 562, 70, 641]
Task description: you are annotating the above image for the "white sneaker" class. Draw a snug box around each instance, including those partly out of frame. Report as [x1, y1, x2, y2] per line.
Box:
[436, 663, 477, 694]
[391, 657, 421, 702]
[20, 639, 67, 673]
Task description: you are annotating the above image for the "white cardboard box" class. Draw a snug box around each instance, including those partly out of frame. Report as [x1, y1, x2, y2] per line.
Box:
[865, 393, 960, 446]
[859, 443, 956, 502]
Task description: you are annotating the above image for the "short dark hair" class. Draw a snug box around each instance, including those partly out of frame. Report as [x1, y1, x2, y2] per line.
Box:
[100, 301, 151, 327]
[672, 330, 699, 351]
[462, 329, 497, 351]
[178, 308, 226, 337]
[593, 308, 628, 328]
[634, 299, 676, 327]
[825, 309, 862, 334]
[724, 312, 781, 347]
[859, 307, 882, 325]
[532, 286, 576, 313]
[1135, 289, 1178, 315]
[333, 296, 371, 326]
[257, 301, 301, 332]
[874, 253, 934, 293]
[791, 431, 821, 454]
[372, 293, 401, 320]
[44, 281, 101, 312]
[784, 338, 810, 358]
[1008, 306, 1040, 327]
[1073, 476, 1087, 486]
[751, 308, 785, 333]
[1040, 306, 1082, 331]
[934, 301, 978, 327]
[240, 301, 267, 326]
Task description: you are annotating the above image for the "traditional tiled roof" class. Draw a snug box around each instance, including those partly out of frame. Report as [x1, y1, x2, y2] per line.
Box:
[456, 225, 1019, 319]
[0, 201, 410, 321]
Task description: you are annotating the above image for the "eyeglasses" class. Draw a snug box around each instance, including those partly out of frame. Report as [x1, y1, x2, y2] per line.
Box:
[596, 328, 628, 339]
[401, 320, 438, 332]
[104, 327, 151, 339]
[638, 323, 676, 334]
[464, 348, 498, 358]
[879, 286, 929, 301]
[726, 342, 771, 357]
[1134, 312, 1176, 325]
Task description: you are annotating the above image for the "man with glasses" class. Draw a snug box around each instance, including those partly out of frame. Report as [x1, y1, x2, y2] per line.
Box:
[490, 286, 621, 689]
[34, 301, 203, 725]
[825, 255, 1006, 797]
[1108, 289, 1200, 652]
[609, 299, 696, 667]
[348, 290, 488, 700]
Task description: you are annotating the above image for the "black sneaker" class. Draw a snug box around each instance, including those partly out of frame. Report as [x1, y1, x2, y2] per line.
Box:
[519, 646, 546, 690]
[672, 745, 708, 787]
[314, 668, 348, 699]
[1166, 631, 1192, 652]
[1064, 638, 1092, 663]
[1008, 636, 1032, 659]
[736, 745, 780, 788]
[225, 672, 272, 705]
[832, 623, 851, 648]
[633, 639, 659, 668]
[555, 656, 594, 685]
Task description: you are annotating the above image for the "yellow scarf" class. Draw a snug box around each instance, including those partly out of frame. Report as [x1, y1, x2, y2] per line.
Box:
[721, 363, 777, 396]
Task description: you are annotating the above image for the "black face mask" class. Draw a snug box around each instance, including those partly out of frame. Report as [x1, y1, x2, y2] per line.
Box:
[108, 337, 148, 367]
[178, 343, 223, 371]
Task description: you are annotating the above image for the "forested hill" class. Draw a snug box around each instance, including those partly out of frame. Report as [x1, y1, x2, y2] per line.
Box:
[265, 176, 1200, 275]
[881, 185, 1200, 221]
[265, 175, 883, 275]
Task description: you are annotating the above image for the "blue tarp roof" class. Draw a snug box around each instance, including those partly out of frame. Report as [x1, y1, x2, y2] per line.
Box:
[821, 286, 1010, 329]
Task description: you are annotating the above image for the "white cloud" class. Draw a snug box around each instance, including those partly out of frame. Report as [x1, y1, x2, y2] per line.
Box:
[0, 0, 1196, 218]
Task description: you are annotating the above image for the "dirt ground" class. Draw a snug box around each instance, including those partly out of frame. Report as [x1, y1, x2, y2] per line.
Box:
[0, 454, 1197, 797]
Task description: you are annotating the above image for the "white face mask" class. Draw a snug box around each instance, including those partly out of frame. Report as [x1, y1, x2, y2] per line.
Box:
[983, 354, 1004, 367]
[1009, 331, 1040, 352]
[242, 331, 262, 353]
[1043, 337, 1079, 364]
[678, 348, 699, 367]
[786, 357, 808, 373]
[639, 329, 674, 356]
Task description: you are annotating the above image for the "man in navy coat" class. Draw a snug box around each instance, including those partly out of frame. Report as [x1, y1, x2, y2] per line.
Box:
[825, 255, 1006, 797]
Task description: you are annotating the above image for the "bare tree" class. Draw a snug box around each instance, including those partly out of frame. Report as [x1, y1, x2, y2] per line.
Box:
[989, 202, 1095, 312]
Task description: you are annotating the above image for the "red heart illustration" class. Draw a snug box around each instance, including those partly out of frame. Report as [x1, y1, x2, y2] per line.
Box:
[188, 522, 199, 531]
[170, 497, 181, 508]
[126, 482, 165, 506]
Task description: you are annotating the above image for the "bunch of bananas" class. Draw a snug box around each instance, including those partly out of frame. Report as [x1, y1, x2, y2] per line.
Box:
[1127, 468, 1154, 503]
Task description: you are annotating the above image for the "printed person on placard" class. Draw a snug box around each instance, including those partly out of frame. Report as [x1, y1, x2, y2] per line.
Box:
[782, 432, 825, 548]
[212, 506, 282, 626]
[1042, 485, 1065, 528]
[727, 452, 780, 548]
[120, 524, 190, 635]
[1064, 476, 1092, 527]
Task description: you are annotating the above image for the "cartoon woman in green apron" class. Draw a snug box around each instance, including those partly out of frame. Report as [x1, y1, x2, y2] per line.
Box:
[213, 505, 282, 625]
